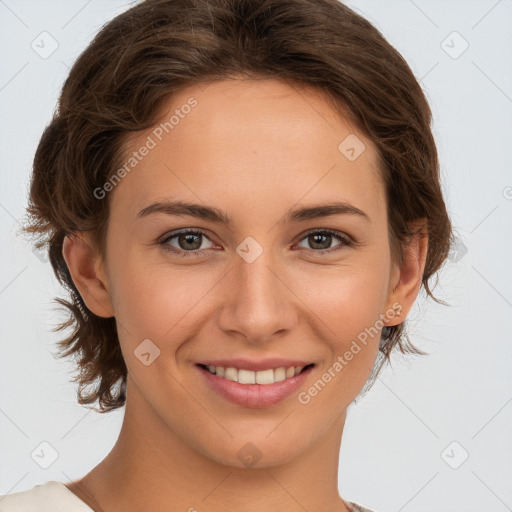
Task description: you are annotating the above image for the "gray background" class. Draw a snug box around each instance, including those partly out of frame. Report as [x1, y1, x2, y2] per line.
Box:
[1, 1, 511, 511]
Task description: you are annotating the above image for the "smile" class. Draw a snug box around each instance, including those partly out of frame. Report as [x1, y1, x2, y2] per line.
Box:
[198, 364, 314, 385]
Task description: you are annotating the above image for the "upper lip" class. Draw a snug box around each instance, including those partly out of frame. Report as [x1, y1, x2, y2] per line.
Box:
[197, 358, 314, 372]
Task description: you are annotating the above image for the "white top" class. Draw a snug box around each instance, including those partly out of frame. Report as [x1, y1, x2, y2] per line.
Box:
[0, 481, 377, 511]
[0, 481, 94, 511]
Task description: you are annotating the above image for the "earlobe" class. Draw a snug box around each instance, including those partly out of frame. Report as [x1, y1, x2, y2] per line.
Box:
[384, 219, 428, 326]
[61, 232, 115, 318]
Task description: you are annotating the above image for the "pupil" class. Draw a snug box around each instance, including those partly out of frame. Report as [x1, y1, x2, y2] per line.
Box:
[180, 233, 201, 250]
[310, 233, 330, 250]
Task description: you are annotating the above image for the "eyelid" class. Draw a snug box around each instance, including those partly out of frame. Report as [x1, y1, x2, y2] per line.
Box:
[298, 227, 353, 244]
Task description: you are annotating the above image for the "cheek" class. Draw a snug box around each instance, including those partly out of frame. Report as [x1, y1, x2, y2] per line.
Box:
[110, 254, 221, 347]
[299, 258, 391, 333]
[299, 263, 389, 382]
[295, 282, 386, 414]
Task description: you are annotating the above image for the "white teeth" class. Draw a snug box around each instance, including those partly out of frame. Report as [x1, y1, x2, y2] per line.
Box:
[203, 364, 309, 385]
[224, 367, 238, 382]
[274, 367, 286, 382]
[238, 369, 256, 384]
[255, 369, 274, 385]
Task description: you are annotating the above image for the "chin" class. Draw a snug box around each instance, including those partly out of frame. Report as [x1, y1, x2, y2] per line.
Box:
[196, 430, 313, 470]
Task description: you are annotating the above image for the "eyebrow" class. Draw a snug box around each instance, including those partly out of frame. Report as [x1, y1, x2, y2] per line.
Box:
[136, 200, 370, 224]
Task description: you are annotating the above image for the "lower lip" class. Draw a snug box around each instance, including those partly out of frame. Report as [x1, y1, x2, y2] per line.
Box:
[197, 365, 314, 408]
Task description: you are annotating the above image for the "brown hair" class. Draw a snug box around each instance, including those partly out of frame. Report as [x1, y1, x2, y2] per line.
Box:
[20, 0, 453, 412]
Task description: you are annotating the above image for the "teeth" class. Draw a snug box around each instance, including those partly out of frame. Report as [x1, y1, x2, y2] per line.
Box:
[238, 369, 256, 384]
[204, 364, 308, 385]
[256, 369, 274, 384]
[274, 367, 286, 382]
[224, 367, 238, 382]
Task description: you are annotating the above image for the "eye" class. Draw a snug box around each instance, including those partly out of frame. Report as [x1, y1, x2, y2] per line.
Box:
[158, 228, 354, 258]
[295, 229, 353, 254]
[159, 229, 215, 257]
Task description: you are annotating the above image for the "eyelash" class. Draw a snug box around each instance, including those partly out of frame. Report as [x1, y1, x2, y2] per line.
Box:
[159, 228, 354, 258]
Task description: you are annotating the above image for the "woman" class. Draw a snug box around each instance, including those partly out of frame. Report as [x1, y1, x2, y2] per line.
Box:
[2, 0, 452, 510]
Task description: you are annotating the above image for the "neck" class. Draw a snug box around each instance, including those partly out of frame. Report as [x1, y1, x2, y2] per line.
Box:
[67, 376, 352, 512]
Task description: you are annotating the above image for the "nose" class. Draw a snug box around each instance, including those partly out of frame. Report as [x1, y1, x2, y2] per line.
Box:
[216, 246, 298, 346]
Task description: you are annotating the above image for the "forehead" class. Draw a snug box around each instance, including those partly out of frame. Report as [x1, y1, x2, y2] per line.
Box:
[110, 78, 385, 225]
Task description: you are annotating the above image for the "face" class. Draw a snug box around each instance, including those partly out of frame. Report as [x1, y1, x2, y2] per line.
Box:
[66, 78, 420, 469]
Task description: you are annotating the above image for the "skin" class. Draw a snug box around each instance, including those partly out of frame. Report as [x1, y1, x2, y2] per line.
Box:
[62, 77, 428, 512]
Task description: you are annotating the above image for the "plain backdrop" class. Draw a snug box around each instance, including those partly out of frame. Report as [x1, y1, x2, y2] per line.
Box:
[0, 1, 511, 511]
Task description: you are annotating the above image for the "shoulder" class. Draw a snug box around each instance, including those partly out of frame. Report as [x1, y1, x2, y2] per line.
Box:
[0, 481, 93, 512]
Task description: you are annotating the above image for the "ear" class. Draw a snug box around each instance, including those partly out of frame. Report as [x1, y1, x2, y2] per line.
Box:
[384, 219, 428, 326]
[61, 232, 115, 318]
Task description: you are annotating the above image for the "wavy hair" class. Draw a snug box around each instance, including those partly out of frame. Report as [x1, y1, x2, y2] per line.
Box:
[20, 0, 453, 412]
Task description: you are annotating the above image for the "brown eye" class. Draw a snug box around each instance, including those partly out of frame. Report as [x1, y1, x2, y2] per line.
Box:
[175, 232, 202, 251]
[160, 229, 214, 257]
[296, 230, 352, 253]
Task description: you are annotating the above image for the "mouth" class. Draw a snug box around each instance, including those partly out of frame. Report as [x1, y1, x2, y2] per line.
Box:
[196, 363, 315, 385]
[196, 362, 316, 408]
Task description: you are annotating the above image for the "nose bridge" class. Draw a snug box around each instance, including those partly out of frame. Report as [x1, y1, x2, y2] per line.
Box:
[239, 248, 280, 302]
[217, 242, 296, 342]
